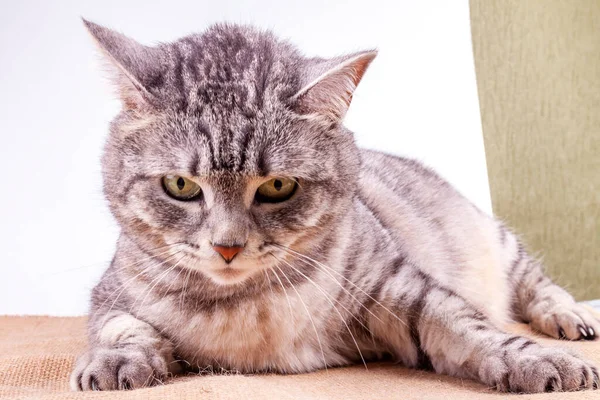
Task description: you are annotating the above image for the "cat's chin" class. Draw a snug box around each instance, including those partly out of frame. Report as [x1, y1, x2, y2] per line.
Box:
[205, 267, 253, 286]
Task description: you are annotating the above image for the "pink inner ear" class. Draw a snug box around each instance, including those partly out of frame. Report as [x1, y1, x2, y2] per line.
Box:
[346, 55, 376, 100]
[295, 51, 377, 122]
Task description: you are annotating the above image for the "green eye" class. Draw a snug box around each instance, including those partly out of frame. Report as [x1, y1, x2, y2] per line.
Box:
[256, 177, 298, 203]
[162, 175, 202, 201]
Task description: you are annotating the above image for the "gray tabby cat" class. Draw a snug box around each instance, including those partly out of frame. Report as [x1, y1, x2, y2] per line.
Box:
[71, 20, 599, 393]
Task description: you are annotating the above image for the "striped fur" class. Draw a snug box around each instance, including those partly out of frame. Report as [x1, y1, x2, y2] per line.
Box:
[71, 21, 599, 393]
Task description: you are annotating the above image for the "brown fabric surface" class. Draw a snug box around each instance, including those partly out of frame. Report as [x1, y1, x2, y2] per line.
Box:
[1, 316, 600, 399]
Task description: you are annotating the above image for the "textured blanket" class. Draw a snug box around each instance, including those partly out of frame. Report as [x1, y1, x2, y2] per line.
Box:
[1, 316, 599, 399]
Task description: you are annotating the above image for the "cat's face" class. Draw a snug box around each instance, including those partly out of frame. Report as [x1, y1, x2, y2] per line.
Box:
[88, 21, 375, 286]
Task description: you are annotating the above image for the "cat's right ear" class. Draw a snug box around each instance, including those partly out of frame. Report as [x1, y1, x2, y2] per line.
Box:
[83, 19, 162, 110]
[293, 50, 377, 125]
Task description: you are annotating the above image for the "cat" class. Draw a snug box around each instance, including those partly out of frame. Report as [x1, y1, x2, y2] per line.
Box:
[71, 19, 599, 393]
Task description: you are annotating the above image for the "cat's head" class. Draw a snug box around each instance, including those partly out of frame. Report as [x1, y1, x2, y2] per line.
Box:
[86, 20, 375, 286]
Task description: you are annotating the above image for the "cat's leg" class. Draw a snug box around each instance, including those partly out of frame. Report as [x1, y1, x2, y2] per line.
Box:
[369, 264, 598, 393]
[70, 310, 179, 391]
[508, 239, 600, 341]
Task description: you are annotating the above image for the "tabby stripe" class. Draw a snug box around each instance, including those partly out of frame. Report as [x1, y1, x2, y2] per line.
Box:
[236, 125, 254, 172]
[509, 243, 526, 276]
[341, 233, 361, 286]
[518, 340, 536, 350]
[389, 254, 408, 277]
[498, 224, 507, 246]
[120, 174, 148, 201]
[196, 121, 216, 170]
[408, 268, 434, 371]
[171, 46, 188, 111]
[188, 152, 200, 176]
[256, 148, 268, 176]
[181, 38, 200, 85]
[501, 336, 520, 347]
[354, 191, 394, 236]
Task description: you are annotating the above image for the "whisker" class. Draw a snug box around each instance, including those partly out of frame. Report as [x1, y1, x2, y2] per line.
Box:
[95, 251, 182, 335]
[275, 244, 408, 328]
[92, 247, 181, 318]
[269, 268, 296, 327]
[162, 257, 188, 296]
[263, 270, 279, 311]
[179, 266, 195, 312]
[273, 253, 375, 338]
[134, 255, 187, 311]
[274, 255, 368, 370]
[91, 243, 187, 289]
[279, 248, 386, 326]
[271, 261, 328, 372]
[268, 267, 307, 369]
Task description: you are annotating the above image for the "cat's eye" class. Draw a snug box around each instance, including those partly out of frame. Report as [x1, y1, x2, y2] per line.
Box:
[255, 177, 298, 203]
[162, 175, 202, 201]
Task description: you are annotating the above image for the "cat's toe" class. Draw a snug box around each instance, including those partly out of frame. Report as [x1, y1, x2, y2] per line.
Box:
[503, 347, 598, 393]
[547, 350, 597, 390]
[529, 303, 600, 341]
[70, 347, 167, 391]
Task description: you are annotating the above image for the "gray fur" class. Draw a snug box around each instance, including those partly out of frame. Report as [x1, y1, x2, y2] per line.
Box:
[72, 20, 600, 393]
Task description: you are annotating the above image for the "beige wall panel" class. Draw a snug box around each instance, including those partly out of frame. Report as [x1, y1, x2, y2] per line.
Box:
[470, 0, 599, 299]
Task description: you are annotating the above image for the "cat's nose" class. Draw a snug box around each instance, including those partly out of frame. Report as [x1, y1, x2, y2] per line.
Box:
[212, 244, 244, 263]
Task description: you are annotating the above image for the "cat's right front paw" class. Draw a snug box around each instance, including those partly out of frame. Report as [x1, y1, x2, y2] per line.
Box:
[70, 347, 168, 391]
[480, 344, 599, 393]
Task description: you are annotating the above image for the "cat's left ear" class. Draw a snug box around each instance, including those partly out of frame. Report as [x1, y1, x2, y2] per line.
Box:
[293, 50, 377, 124]
[83, 19, 164, 110]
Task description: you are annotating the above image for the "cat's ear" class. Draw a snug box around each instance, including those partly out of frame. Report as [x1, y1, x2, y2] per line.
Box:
[83, 19, 163, 110]
[294, 50, 377, 124]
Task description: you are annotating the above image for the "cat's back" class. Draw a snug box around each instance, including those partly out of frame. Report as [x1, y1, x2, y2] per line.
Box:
[357, 148, 466, 215]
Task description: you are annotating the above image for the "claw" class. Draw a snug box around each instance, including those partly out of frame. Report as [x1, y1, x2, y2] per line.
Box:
[90, 377, 99, 391]
[545, 377, 559, 392]
[559, 327, 567, 339]
[120, 378, 132, 390]
[75, 373, 83, 391]
[588, 327, 596, 339]
[580, 326, 589, 339]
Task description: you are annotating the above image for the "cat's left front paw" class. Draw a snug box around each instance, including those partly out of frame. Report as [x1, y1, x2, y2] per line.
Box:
[529, 302, 600, 341]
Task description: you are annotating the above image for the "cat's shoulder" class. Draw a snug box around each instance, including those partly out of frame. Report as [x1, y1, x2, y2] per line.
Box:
[358, 148, 444, 182]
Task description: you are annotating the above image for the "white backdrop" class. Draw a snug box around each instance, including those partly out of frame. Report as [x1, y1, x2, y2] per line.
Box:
[0, 0, 490, 315]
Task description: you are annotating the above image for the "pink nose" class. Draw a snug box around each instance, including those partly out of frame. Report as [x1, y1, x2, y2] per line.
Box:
[212, 245, 244, 263]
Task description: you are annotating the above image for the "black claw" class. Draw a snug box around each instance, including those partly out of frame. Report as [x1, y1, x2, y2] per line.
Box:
[579, 325, 590, 340]
[588, 327, 596, 339]
[579, 325, 596, 341]
[514, 385, 524, 394]
[496, 373, 510, 392]
[90, 376, 100, 391]
[120, 378, 132, 390]
[545, 377, 558, 392]
[581, 367, 588, 389]
[499, 372, 510, 392]
[76, 373, 83, 391]
[559, 327, 567, 339]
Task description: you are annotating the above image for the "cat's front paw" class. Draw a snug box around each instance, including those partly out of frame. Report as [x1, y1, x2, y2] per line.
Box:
[481, 345, 599, 393]
[529, 302, 600, 341]
[70, 346, 169, 391]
